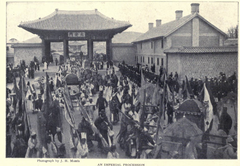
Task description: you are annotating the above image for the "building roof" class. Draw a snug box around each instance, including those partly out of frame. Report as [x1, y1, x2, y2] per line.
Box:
[11, 43, 43, 48]
[224, 38, 238, 46]
[133, 13, 227, 43]
[112, 31, 143, 43]
[19, 9, 131, 31]
[164, 46, 238, 54]
[23, 36, 42, 43]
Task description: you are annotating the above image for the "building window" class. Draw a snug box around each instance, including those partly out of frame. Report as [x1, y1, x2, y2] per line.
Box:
[140, 43, 142, 49]
[141, 56, 142, 63]
[6, 46, 9, 51]
[161, 39, 164, 48]
[161, 58, 164, 66]
[157, 58, 159, 66]
[151, 41, 154, 49]
[148, 57, 150, 64]
[151, 57, 153, 64]
[136, 56, 138, 62]
[143, 56, 145, 63]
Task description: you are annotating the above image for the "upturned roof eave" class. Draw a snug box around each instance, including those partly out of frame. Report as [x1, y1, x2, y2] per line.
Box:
[19, 24, 132, 34]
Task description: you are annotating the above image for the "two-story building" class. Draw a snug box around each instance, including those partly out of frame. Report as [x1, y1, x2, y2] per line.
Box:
[133, 3, 237, 80]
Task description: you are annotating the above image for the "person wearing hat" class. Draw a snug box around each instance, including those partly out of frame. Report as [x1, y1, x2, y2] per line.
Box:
[96, 91, 108, 116]
[54, 127, 66, 157]
[109, 88, 121, 124]
[84, 97, 94, 121]
[79, 132, 89, 158]
[25, 131, 38, 158]
[167, 102, 174, 124]
[218, 107, 232, 135]
[94, 110, 112, 148]
[78, 117, 94, 149]
[12, 134, 27, 158]
[45, 135, 57, 158]
[34, 94, 43, 113]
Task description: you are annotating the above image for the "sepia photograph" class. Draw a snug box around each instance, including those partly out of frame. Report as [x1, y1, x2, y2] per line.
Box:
[5, 1, 238, 162]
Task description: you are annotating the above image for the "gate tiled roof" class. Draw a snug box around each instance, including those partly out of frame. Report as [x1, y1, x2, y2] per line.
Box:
[19, 9, 131, 31]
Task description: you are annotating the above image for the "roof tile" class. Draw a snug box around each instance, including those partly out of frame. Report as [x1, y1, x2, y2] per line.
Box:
[19, 10, 131, 31]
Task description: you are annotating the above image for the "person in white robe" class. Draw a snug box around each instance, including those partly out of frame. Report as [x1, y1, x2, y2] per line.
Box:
[44, 135, 57, 158]
[79, 132, 89, 158]
[25, 131, 39, 158]
[54, 127, 66, 157]
[44, 62, 47, 70]
[69, 130, 81, 158]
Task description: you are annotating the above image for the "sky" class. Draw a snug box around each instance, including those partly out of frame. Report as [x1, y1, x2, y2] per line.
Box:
[6, 1, 239, 42]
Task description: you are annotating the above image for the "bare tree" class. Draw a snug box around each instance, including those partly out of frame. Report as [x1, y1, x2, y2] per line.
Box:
[227, 25, 238, 38]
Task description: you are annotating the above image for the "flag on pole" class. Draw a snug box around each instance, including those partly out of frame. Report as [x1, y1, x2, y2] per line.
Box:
[77, 98, 109, 148]
[63, 87, 75, 128]
[139, 70, 151, 104]
[19, 73, 30, 142]
[64, 83, 74, 111]
[182, 76, 191, 100]
[23, 106, 30, 142]
[166, 84, 173, 103]
[203, 83, 213, 131]
[152, 76, 161, 106]
[13, 76, 21, 100]
[41, 72, 53, 117]
[186, 76, 193, 96]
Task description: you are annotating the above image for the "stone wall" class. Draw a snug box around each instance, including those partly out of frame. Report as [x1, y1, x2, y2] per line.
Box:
[167, 52, 238, 81]
[13, 45, 42, 67]
[112, 43, 136, 64]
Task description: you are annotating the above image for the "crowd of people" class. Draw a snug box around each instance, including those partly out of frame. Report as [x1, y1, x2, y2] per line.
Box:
[119, 62, 237, 102]
[6, 58, 237, 159]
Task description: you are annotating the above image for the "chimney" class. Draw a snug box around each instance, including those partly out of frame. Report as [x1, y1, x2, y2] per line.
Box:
[175, 10, 183, 20]
[156, 20, 162, 27]
[191, 3, 200, 14]
[148, 23, 154, 30]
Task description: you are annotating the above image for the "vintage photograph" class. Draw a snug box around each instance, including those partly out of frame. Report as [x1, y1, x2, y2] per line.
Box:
[6, 1, 238, 159]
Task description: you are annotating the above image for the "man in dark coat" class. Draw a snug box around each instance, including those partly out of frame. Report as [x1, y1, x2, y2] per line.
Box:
[219, 107, 232, 135]
[78, 117, 94, 149]
[35, 94, 43, 112]
[12, 134, 27, 158]
[96, 91, 108, 116]
[94, 110, 112, 148]
[109, 88, 120, 124]
[167, 102, 174, 124]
